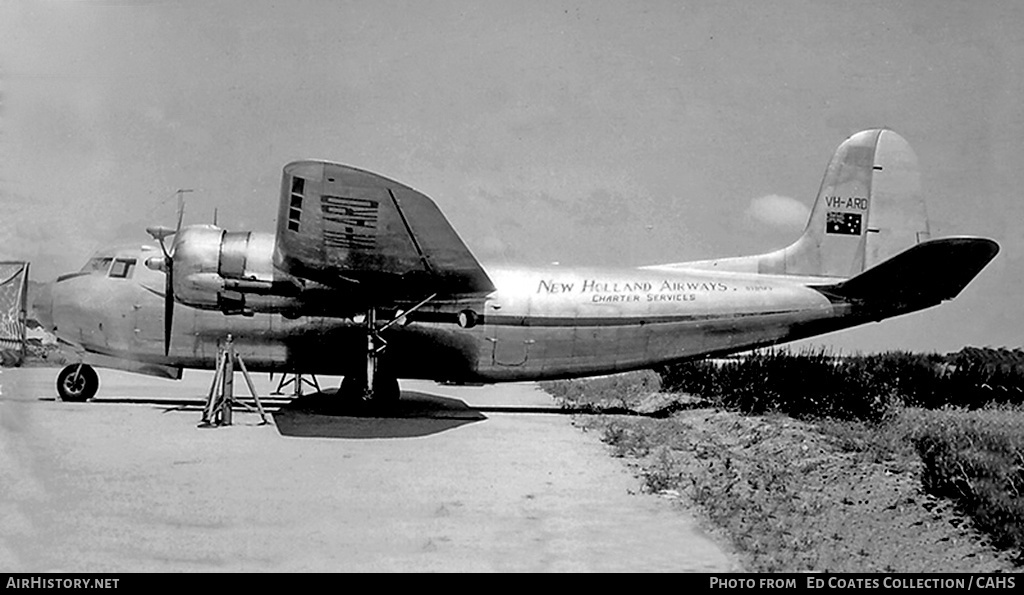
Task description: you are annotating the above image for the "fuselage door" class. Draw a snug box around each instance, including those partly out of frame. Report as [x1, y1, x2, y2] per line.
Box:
[485, 293, 533, 367]
[132, 300, 164, 352]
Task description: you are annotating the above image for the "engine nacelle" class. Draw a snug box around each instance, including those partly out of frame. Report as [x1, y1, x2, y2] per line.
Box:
[167, 225, 301, 314]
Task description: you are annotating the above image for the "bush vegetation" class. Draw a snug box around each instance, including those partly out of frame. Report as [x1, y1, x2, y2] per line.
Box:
[656, 348, 1024, 421]
[910, 407, 1024, 553]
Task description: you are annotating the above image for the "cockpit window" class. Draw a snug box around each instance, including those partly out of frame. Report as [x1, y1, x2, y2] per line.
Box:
[81, 257, 113, 274]
[109, 258, 137, 279]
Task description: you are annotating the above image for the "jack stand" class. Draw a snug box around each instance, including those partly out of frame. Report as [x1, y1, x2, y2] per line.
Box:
[199, 335, 269, 427]
[270, 372, 321, 396]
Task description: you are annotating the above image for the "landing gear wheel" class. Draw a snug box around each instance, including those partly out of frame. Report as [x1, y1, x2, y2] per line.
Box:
[57, 364, 99, 402]
[340, 374, 362, 400]
[339, 373, 401, 404]
[372, 375, 401, 404]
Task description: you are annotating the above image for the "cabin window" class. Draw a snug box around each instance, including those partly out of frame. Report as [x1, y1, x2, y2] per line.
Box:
[109, 258, 137, 279]
[81, 257, 113, 274]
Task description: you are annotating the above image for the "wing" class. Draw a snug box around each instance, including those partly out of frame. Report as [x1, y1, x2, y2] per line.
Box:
[274, 161, 494, 302]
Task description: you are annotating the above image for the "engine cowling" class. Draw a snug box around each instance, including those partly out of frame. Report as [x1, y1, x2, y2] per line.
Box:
[162, 225, 301, 314]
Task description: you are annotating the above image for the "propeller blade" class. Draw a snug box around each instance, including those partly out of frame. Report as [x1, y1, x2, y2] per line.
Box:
[164, 258, 174, 356]
[151, 188, 191, 358]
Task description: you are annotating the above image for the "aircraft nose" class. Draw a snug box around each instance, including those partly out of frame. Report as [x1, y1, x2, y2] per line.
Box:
[30, 281, 54, 331]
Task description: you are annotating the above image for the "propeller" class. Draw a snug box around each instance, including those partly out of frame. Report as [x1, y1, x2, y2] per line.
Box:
[146, 189, 191, 356]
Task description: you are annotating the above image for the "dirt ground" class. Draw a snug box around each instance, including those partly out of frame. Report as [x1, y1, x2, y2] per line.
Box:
[575, 407, 1021, 573]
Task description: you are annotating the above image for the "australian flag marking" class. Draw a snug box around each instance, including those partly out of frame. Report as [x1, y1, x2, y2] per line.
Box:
[826, 211, 862, 236]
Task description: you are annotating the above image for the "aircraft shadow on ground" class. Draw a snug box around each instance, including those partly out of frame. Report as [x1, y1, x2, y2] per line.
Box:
[272, 390, 489, 439]
[39, 387, 599, 440]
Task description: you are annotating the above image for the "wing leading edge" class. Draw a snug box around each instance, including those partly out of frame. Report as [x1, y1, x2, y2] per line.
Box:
[274, 161, 494, 302]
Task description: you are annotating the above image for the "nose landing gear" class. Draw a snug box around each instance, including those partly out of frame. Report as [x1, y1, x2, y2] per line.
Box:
[56, 364, 99, 402]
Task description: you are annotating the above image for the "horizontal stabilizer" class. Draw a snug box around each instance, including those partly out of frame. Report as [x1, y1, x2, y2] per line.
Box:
[817, 237, 998, 306]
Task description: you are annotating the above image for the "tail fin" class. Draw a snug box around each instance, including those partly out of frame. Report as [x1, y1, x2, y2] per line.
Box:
[771, 128, 930, 278]
[654, 129, 931, 279]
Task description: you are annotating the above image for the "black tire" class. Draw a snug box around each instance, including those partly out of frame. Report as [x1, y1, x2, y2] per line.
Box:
[57, 364, 99, 402]
[339, 373, 364, 400]
[373, 375, 401, 403]
[339, 372, 401, 403]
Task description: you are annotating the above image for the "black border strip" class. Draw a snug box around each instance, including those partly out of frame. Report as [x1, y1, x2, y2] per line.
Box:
[483, 309, 803, 328]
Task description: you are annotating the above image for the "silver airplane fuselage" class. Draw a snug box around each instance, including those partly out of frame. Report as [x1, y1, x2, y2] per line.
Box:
[45, 239, 852, 384]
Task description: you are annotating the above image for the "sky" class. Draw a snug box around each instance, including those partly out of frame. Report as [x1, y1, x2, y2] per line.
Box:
[1, 0, 1022, 354]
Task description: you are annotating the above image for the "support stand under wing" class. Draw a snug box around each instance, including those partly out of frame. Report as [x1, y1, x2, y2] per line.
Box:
[270, 372, 321, 397]
[200, 334, 269, 427]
